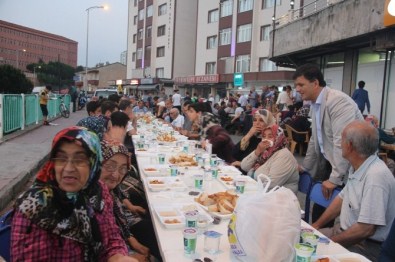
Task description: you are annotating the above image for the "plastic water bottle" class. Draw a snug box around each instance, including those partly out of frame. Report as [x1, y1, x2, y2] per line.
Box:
[205, 140, 212, 155]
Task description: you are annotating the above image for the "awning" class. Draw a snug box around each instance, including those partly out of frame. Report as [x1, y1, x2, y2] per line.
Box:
[137, 84, 160, 91]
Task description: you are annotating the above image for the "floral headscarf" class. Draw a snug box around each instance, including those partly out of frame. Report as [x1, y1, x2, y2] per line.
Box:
[76, 115, 109, 141]
[101, 140, 130, 168]
[16, 126, 104, 262]
[199, 112, 220, 140]
[254, 109, 276, 126]
[253, 124, 288, 170]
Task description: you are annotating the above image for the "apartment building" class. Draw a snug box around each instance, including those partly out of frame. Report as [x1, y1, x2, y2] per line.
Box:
[127, 0, 299, 97]
[0, 20, 77, 71]
[126, 0, 198, 94]
[270, 0, 395, 128]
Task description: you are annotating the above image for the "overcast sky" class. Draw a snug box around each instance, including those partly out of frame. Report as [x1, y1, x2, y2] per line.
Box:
[0, 0, 128, 67]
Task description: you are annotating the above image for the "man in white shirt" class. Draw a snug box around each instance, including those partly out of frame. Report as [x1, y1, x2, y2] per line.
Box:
[172, 89, 182, 112]
[170, 108, 184, 129]
[237, 93, 248, 109]
[276, 85, 293, 111]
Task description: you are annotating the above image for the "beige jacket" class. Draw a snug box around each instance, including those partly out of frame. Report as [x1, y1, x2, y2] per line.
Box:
[240, 148, 299, 194]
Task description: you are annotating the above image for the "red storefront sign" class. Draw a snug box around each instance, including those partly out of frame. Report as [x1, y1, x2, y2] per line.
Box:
[174, 74, 219, 84]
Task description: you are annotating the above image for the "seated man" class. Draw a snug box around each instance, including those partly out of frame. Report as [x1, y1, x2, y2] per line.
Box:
[169, 108, 184, 129]
[312, 120, 395, 261]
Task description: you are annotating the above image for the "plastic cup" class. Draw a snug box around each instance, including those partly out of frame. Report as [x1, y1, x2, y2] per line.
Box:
[204, 169, 212, 181]
[139, 134, 145, 139]
[185, 211, 199, 228]
[211, 167, 219, 179]
[183, 228, 198, 255]
[301, 233, 319, 254]
[235, 178, 246, 194]
[194, 174, 203, 190]
[197, 215, 209, 234]
[210, 154, 218, 166]
[294, 243, 314, 262]
[137, 139, 145, 150]
[158, 153, 166, 165]
[204, 231, 222, 254]
[183, 144, 189, 153]
[170, 165, 178, 176]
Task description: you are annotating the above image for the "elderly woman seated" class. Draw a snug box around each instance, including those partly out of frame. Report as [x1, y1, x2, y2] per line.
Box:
[11, 126, 137, 262]
[240, 124, 299, 194]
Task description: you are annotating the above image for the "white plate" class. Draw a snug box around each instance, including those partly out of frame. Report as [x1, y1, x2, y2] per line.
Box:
[217, 166, 242, 175]
[158, 216, 185, 229]
[218, 175, 258, 191]
[333, 252, 371, 262]
[142, 165, 169, 177]
[146, 177, 188, 192]
[311, 255, 338, 262]
[196, 202, 233, 219]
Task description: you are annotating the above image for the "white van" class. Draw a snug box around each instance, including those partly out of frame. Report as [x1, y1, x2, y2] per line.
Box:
[32, 86, 46, 94]
[93, 88, 118, 99]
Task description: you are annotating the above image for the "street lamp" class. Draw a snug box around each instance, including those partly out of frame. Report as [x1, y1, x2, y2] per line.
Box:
[85, 5, 107, 91]
[16, 49, 26, 69]
[33, 65, 41, 86]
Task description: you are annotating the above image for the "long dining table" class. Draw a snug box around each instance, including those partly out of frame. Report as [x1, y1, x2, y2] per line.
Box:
[131, 121, 369, 262]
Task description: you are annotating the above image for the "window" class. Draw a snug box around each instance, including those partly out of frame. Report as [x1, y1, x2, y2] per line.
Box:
[206, 62, 216, 74]
[207, 35, 217, 49]
[259, 57, 277, 71]
[262, 0, 281, 9]
[134, 15, 137, 25]
[221, 0, 233, 17]
[158, 3, 167, 16]
[137, 48, 142, 59]
[133, 34, 136, 43]
[156, 67, 164, 78]
[208, 9, 219, 23]
[219, 28, 231, 45]
[237, 24, 252, 43]
[157, 46, 165, 57]
[239, 0, 253, 12]
[157, 25, 166, 37]
[146, 26, 152, 38]
[145, 46, 151, 59]
[236, 55, 250, 72]
[260, 25, 270, 41]
[138, 9, 144, 20]
[146, 5, 153, 17]
[132, 52, 136, 62]
[138, 29, 143, 40]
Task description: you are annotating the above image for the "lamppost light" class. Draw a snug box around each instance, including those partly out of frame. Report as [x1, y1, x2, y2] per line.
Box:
[290, 0, 294, 6]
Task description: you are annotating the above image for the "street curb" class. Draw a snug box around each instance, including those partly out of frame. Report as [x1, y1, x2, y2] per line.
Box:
[0, 154, 49, 212]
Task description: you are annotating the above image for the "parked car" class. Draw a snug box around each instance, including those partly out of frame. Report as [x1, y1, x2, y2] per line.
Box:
[93, 88, 118, 99]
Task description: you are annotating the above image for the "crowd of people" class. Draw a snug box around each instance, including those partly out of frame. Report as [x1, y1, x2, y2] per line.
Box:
[9, 64, 395, 262]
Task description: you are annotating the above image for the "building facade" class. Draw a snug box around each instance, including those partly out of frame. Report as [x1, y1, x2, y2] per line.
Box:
[0, 20, 78, 71]
[76, 62, 127, 91]
[270, 0, 395, 128]
[127, 0, 299, 98]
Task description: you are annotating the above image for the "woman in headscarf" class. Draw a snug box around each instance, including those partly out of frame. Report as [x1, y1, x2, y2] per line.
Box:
[231, 109, 276, 164]
[11, 126, 136, 262]
[100, 140, 161, 262]
[240, 124, 299, 194]
[187, 102, 235, 163]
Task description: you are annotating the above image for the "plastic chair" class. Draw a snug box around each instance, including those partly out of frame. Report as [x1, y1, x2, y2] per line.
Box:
[0, 209, 13, 262]
[306, 182, 342, 223]
[285, 124, 310, 155]
[298, 172, 314, 222]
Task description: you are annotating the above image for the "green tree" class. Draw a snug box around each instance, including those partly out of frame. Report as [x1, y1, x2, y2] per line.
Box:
[0, 65, 33, 93]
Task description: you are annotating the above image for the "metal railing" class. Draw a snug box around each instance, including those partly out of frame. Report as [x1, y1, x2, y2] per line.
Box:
[0, 94, 70, 140]
[275, 0, 345, 28]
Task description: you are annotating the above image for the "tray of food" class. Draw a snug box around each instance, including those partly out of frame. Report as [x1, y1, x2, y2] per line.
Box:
[146, 177, 188, 192]
[157, 133, 177, 142]
[153, 203, 213, 229]
[142, 165, 170, 176]
[218, 175, 259, 191]
[194, 191, 238, 219]
[168, 153, 198, 167]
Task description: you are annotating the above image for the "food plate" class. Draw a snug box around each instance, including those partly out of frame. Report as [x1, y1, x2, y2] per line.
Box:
[146, 177, 188, 192]
[153, 203, 213, 229]
[311, 255, 337, 262]
[194, 191, 239, 219]
[333, 252, 371, 262]
[142, 165, 170, 177]
[218, 175, 259, 191]
[196, 202, 233, 219]
[168, 153, 198, 167]
[217, 166, 242, 175]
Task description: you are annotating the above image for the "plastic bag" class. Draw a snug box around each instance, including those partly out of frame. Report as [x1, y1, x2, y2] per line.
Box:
[228, 175, 301, 262]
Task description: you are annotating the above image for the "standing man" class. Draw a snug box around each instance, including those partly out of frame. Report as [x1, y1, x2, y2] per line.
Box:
[40, 85, 52, 125]
[248, 86, 258, 108]
[313, 121, 395, 261]
[294, 64, 363, 201]
[352, 80, 370, 115]
[172, 89, 182, 112]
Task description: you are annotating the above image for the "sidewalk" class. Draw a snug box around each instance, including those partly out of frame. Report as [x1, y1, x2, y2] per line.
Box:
[0, 109, 86, 212]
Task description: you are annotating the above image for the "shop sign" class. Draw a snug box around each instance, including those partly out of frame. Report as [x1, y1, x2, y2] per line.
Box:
[233, 73, 244, 87]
